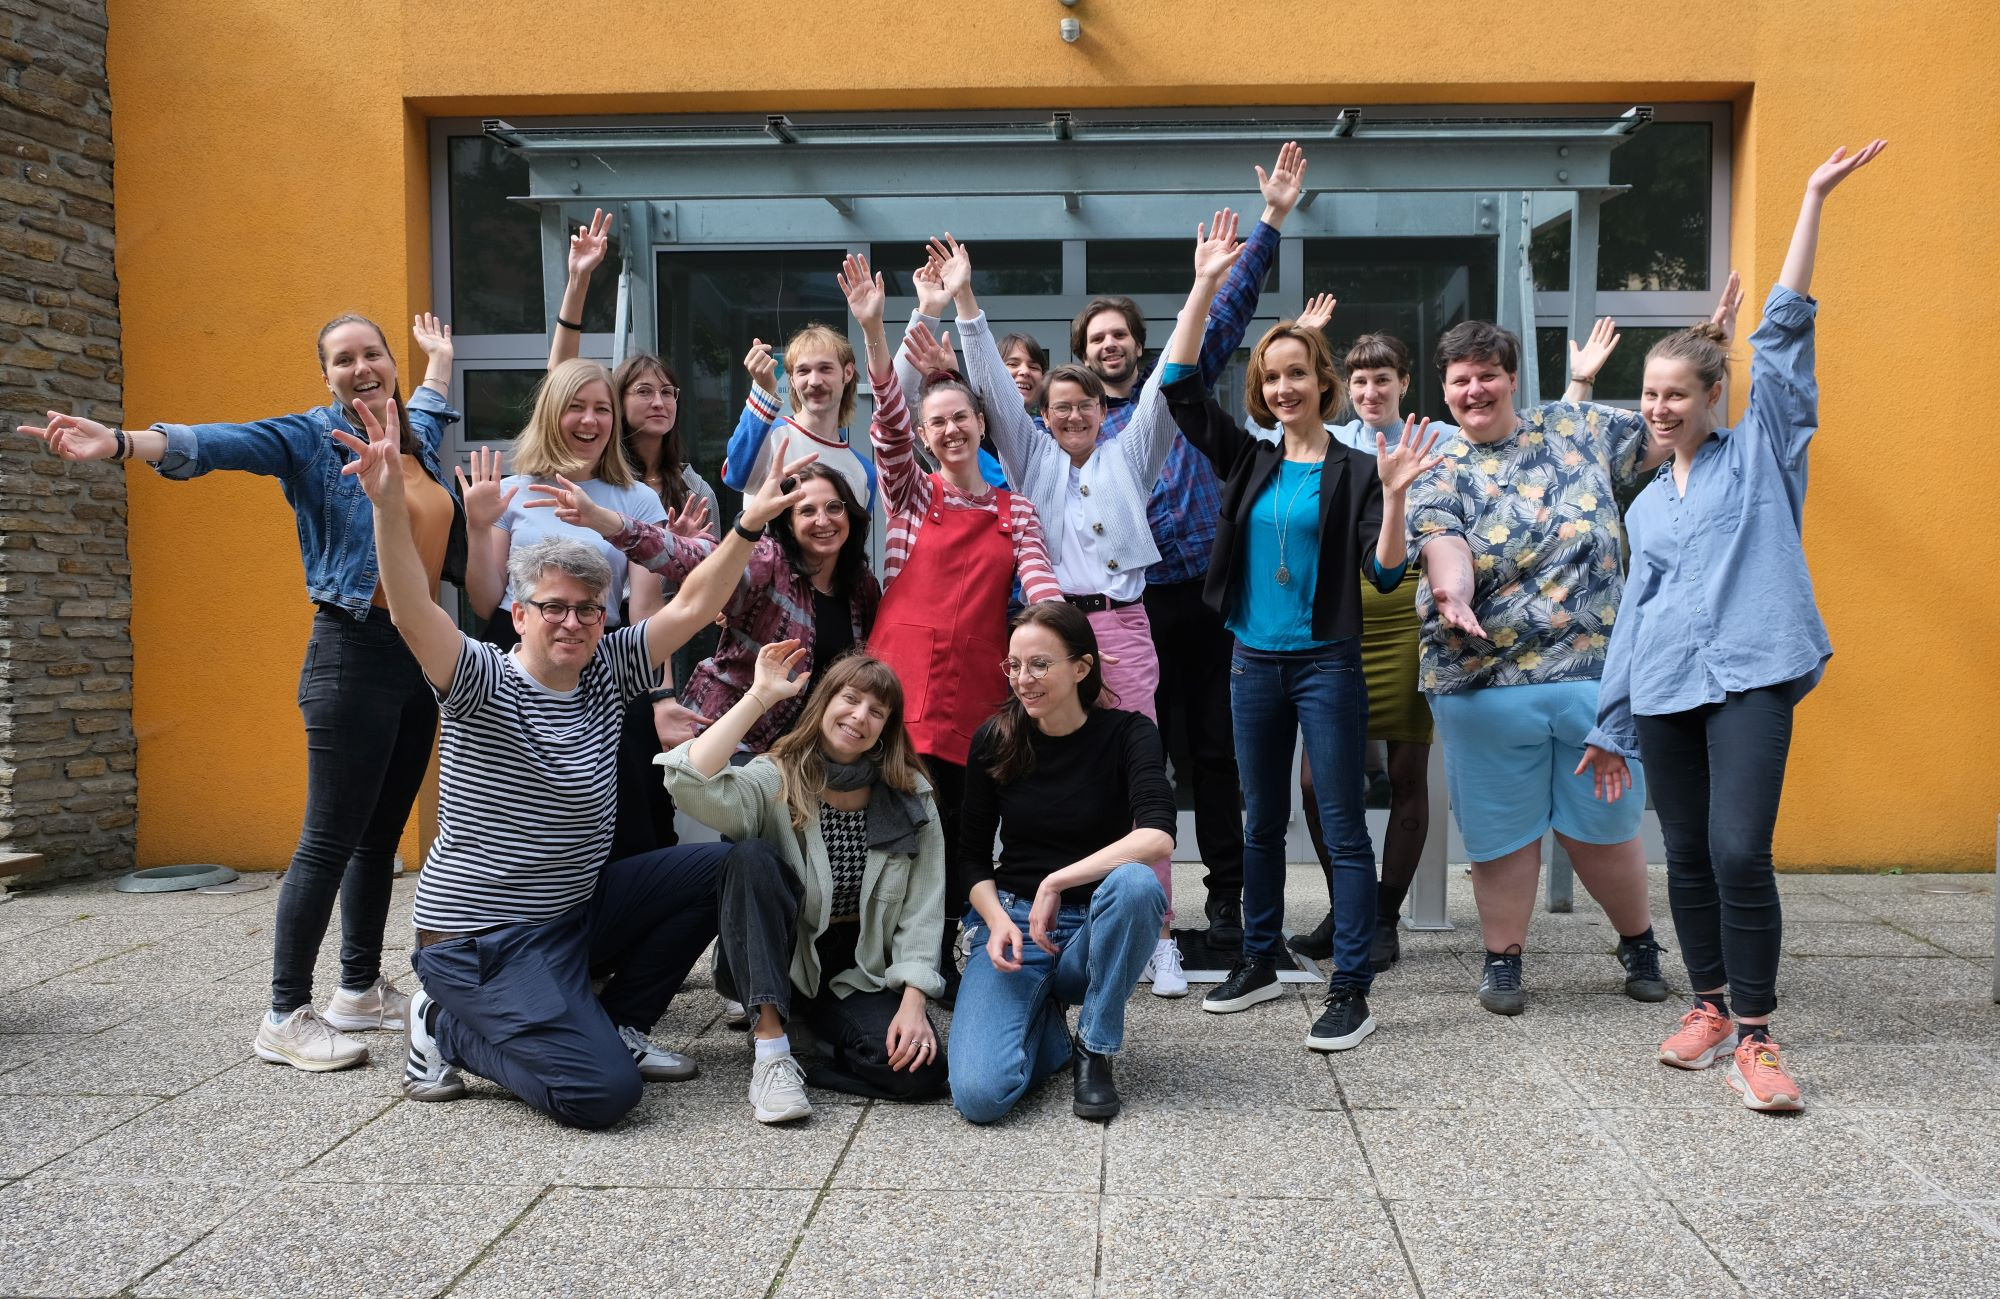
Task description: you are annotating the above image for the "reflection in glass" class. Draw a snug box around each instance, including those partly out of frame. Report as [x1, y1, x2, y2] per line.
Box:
[873, 241, 1061, 297]
[448, 137, 542, 336]
[1537, 324, 1681, 402]
[462, 369, 542, 443]
[1532, 123, 1712, 293]
[1086, 240, 1275, 295]
[1302, 238, 1498, 425]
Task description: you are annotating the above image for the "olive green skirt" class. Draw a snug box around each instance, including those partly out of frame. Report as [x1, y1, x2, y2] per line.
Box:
[1359, 568, 1433, 744]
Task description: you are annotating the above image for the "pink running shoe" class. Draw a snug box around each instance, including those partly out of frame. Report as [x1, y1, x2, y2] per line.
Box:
[1658, 1004, 1738, 1070]
[1728, 1036, 1804, 1112]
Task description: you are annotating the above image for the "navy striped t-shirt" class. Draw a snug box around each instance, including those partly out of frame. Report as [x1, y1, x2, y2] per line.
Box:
[411, 626, 654, 932]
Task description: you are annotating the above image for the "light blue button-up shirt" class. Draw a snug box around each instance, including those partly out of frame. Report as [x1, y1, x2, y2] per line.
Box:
[1588, 285, 1832, 757]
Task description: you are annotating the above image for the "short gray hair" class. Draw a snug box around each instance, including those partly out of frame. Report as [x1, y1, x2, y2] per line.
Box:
[508, 537, 613, 607]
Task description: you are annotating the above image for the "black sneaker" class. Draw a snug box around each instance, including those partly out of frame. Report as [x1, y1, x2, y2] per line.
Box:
[1286, 911, 1334, 962]
[1204, 894, 1244, 952]
[1201, 959, 1282, 1014]
[1616, 934, 1670, 1003]
[1367, 923, 1401, 971]
[1305, 987, 1376, 1052]
[1477, 950, 1526, 1016]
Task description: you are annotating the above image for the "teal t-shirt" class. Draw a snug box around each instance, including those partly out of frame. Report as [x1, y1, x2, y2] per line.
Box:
[1227, 459, 1326, 651]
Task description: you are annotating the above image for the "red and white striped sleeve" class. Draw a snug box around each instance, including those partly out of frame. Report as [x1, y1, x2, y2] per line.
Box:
[1009, 493, 1064, 604]
[869, 363, 932, 591]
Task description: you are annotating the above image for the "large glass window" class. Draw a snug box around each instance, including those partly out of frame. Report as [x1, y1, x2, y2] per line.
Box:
[447, 137, 542, 335]
[1532, 120, 1713, 293]
[1303, 237, 1498, 424]
[873, 241, 1061, 297]
[461, 368, 542, 443]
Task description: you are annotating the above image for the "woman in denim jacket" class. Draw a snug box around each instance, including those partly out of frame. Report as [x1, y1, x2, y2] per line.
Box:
[22, 313, 505, 1075]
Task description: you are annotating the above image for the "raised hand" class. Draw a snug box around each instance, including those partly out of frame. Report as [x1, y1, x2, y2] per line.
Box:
[912, 259, 951, 319]
[743, 339, 777, 394]
[837, 252, 887, 328]
[453, 445, 517, 531]
[1568, 317, 1621, 385]
[568, 208, 614, 281]
[1255, 139, 1308, 221]
[332, 399, 404, 505]
[903, 321, 958, 377]
[1709, 270, 1744, 343]
[1192, 208, 1245, 282]
[412, 311, 453, 364]
[522, 474, 623, 536]
[665, 494, 711, 538]
[1295, 292, 1337, 333]
[925, 234, 972, 300]
[746, 638, 812, 708]
[1376, 416, 1444, 496]
[1806, 139, 1887, 199]
[18, 411, 117, 461]
[1574, 745, 1632, 803]
[742, 439, 817, 529]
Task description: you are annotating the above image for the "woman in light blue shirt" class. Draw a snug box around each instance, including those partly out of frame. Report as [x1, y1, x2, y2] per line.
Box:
[1579, 138, 1887, 1114]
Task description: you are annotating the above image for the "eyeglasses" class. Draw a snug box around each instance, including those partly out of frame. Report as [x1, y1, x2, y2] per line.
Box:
[793, 499, 847, 520]
[1047, 401, 1100, 419]
[1000, 655, 1075, 681]
[921, 412, 979, 434]
[521, 598, 606, 626]
[629, 383, 679, 401]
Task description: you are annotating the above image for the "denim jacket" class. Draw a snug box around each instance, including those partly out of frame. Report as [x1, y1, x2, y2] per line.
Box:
[150, 386, 468, 619]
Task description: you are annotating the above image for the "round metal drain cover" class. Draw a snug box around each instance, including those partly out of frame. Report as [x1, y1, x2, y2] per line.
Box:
[113, 864, 239, 893]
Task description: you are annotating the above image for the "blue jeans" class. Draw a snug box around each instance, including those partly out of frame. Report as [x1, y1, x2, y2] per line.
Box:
[1231, 640, 1375, 990]
[947, 862, 1166, 1125]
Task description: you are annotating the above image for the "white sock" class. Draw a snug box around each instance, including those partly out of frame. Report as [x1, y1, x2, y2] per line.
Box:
[754, 1032, 790, 1062]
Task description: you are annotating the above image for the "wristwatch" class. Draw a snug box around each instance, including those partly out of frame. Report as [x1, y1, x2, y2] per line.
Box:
[732, 515, 762, 544]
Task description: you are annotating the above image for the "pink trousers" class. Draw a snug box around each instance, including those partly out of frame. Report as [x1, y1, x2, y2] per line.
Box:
[1088, 602, 1173, 922]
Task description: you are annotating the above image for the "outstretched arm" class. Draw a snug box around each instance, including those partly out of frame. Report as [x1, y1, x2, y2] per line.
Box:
[1564, 317, 1620, 405]
[548, 208, 612, 370]
[1782, 140, 1887, 297]
[412, 312, 454, 397]
[686, 640, 809, 776]
[1164, 209, 1245, 372]
[334, 401, 461, 689]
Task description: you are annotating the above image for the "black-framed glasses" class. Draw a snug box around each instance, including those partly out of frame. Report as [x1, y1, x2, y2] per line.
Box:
[1000, 655, 1075, 681]
[521, 598, 607, 626]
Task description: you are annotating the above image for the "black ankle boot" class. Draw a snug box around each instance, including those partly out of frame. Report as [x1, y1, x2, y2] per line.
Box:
[1072, 1040, 1121, 1120]
[1287, 909, 1335, 961]
[1368, 923, 1401, 971]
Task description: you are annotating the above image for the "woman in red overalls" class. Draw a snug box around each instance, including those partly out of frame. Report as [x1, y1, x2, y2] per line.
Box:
[841, 255, 1065, 996]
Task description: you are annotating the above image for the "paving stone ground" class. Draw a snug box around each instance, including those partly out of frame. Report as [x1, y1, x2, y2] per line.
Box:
[0, 865, 1994, 1298]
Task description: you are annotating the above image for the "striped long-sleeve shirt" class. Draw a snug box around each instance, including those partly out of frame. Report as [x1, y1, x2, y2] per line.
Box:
[870, 364, 1064, 604]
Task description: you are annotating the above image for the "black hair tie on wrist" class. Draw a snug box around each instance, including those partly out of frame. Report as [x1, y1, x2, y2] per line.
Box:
[556, 316, 584, 332]
[732, 517, 762, 544]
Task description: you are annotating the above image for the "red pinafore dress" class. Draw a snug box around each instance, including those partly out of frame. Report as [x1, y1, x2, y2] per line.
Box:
[868, 476, 1019, 767]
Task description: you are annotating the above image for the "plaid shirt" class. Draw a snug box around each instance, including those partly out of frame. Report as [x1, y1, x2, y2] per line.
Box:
[1108, 218, 1280, 585]
[611, 520, 880, 754]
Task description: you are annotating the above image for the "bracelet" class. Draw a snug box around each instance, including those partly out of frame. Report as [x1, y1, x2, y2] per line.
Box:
[645, 685, 679, 704]
[732, 516, 762, 544]
[1572, 376, 1595, 387]
[112, 429, 127, 460]
[555, 316, 584, 332]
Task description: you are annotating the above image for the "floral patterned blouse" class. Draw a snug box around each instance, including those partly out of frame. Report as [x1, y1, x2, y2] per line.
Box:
[1406, 401, 1649, 694]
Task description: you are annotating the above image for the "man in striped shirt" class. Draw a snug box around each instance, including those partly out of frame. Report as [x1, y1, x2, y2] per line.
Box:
[337, 400, 817, 1130]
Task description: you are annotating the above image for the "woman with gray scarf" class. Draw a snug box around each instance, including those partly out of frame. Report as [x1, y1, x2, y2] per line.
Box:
[662, 643, 946, 1124]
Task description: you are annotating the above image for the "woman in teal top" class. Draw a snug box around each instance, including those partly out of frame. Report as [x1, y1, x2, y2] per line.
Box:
[1158, 214, 1440, 1054]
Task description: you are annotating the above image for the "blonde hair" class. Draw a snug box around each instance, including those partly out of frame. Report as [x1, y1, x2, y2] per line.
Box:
[765, 655, 926, 830]
[784, 323, 859, 428]
[1645, 321, 1731, 391]
[511, 358, 636, 487]
[1245, 322, 1342, 427]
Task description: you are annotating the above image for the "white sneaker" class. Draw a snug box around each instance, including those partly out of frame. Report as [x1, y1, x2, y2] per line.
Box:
[403, 989, 467, 1102]
[254, 1005, 368, 1072]
[721, 998, 752, 1030]
[322, 977, 410, 1031]
[619, 1024, 698, 1082]
[1146, 937, 1189, 999]
[748, 1051, 812, 1124]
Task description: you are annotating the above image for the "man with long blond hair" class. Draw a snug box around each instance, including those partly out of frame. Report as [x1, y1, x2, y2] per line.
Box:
[722, 322, 878, 508]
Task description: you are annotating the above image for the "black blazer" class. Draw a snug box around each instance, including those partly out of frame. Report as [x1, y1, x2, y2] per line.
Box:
[1162, 373, 1394, 644]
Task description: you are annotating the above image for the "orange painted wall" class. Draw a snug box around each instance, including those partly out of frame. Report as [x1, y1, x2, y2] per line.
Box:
[106, 0, 2000, 870]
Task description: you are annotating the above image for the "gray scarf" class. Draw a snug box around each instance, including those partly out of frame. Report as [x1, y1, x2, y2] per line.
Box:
[822, 756, 928, 855]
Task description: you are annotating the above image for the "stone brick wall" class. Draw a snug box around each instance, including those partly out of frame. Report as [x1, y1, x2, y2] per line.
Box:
[0, 0, 134, 884]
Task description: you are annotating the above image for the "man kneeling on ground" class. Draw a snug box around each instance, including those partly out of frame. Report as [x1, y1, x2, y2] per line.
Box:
[336, 400, 817, 1129]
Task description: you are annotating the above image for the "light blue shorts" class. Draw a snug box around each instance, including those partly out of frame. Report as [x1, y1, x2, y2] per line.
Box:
[1429, 679, 1645, 862]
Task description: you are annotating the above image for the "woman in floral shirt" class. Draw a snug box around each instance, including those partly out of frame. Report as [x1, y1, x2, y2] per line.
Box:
[1404, 323, 1670, 1018]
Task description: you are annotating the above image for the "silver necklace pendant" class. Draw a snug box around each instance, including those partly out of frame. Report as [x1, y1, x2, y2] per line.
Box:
[1275, 565, 1292, 586]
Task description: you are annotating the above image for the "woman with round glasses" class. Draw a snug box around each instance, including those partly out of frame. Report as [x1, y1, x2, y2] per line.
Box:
[950, 601, 1175, 1123]
[838, 252, 1063, 998]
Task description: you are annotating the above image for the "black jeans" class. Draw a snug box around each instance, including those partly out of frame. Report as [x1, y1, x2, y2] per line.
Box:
[270, 608, 437, 1016]
[414, 843, 726, 1130]
[1635, 677, 1807, 1019]
[717, 838, 945, 1101]
[1142, 577, 1244, 907]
